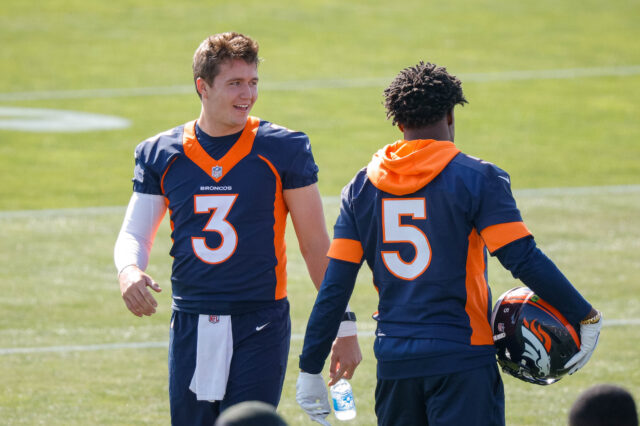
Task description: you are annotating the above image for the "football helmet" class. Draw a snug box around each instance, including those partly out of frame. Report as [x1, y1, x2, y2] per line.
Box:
[490, 287, 580, 385]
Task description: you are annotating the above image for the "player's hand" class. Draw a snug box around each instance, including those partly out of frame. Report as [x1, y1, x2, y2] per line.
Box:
[564, 311, 602, 375]
[296, 372, 331, 425]
[329, 334, 362, 386]
[118, 265, 162, 317]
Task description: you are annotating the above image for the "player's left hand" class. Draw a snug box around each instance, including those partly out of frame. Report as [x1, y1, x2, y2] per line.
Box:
[564, 311, 602, 375]
[296, 372, 331, 425]
[329, 334, 362, 386]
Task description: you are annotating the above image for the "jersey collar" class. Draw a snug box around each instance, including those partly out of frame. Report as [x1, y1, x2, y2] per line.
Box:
[182, 116, 261, 182]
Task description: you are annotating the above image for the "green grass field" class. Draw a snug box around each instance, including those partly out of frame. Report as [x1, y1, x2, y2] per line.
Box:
[1, 0, 639, 424]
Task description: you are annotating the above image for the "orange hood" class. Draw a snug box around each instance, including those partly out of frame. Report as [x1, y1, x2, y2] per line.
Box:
[366, 139, 460, 195]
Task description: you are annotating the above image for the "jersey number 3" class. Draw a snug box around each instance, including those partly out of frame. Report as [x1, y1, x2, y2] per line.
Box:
[192, 194, 239, 264]
[381, 198, 431, 280]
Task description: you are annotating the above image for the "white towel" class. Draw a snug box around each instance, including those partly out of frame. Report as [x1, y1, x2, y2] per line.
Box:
[189, 314, 234, 402]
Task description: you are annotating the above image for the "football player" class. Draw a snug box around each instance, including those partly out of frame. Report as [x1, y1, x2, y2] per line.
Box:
[296, 61, 601, 426]
[114, 32, 361, 425]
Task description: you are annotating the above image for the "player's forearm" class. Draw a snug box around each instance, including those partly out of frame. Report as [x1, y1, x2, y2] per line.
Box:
[300, 259, 359, 373]
[294, 206, 330, 290]
[283, 184, 331, 289]
[301, 243, 330, 290]
[494, 236, 592, 324]
[114, 192, 167, 273]
[114, 233, 150, 274]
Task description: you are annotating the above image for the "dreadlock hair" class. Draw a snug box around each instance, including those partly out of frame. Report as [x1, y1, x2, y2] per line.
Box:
[384, 61, 467, 128]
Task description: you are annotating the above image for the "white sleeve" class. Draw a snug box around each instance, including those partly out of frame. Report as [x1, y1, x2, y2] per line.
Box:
[114, 192, 167, 274]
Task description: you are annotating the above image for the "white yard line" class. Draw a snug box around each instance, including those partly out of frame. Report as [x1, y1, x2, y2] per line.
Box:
[0, 319, 635, 355]
[0, 341, 168, 355]
[1, 184, 639, 219]
[1, 65, 639, 101]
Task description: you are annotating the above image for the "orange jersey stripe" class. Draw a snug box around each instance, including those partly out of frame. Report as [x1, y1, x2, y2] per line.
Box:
[182, 117, 260, 182]
[327, 238, 364, 264]
[160, 156, 179, 195]
[480, 221, 531, 253]
[465, 229, 494, 345]
[258, 155, 289, 300]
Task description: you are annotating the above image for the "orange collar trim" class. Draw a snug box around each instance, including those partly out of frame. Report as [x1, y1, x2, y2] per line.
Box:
[182, 116, 261, 182]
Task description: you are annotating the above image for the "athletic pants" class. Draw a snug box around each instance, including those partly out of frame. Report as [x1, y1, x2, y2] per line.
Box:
[168, 301, 290, 426]
[375, 362, 505, 426]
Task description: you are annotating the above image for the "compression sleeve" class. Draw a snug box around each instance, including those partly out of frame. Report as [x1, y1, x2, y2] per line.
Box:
[299, 258, 361, 374]
[493, 236, 592, 324]
[114, 192, 167, 273]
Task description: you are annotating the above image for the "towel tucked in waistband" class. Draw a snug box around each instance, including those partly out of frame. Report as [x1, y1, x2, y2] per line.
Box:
[189, 314, 233, 402]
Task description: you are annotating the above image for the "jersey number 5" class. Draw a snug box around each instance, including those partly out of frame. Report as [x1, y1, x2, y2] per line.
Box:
[381, 198, 431, 280]
[192, 194, 238, 264]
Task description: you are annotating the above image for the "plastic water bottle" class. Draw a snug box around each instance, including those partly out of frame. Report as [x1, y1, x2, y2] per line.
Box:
[330, 378, 356, 421]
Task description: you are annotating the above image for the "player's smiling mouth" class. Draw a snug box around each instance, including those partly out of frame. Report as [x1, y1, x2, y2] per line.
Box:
[234, 104, 250, 111]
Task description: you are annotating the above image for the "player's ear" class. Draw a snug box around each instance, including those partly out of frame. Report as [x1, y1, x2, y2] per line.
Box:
[447, 109, 454, 126]
[398, 124, 404, 132]
[196, 78, 207, 98]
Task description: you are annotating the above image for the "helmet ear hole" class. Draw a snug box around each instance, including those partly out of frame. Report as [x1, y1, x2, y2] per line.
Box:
[491, 287, 581, 386]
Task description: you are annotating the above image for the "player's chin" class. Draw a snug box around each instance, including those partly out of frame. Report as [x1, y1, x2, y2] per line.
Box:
[230, 109, 249, 124]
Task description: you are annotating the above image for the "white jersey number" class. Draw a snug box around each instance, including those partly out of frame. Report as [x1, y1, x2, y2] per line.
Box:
[381, 198, 431, 280]
[192, 194, 238, 264]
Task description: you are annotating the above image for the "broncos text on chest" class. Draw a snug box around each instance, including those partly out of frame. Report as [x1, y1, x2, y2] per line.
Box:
[200, 185, 233, 191]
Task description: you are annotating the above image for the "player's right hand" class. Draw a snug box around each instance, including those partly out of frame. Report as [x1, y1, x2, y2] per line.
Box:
[118, 265, 162, 317]
[329, 334, 362, 386]
[296, 372, 331, 425]
[564, 310, 602, 375]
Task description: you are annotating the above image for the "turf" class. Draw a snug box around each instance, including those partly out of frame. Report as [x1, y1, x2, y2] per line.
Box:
[1, 0, 639, 424]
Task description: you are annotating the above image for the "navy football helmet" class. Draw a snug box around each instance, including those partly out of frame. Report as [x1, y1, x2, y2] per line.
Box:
[490, 287, 581, 385]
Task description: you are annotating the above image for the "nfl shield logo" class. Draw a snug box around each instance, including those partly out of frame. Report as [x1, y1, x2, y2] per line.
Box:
[212, 165, 223, 179]
[209, 315, 219, 324]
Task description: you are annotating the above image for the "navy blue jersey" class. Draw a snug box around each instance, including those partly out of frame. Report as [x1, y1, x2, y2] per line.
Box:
[329, 140, 530, 345]
[299, 139, 532, 378]
[300, 138, 591, 380]
[132, 117, 318, 314]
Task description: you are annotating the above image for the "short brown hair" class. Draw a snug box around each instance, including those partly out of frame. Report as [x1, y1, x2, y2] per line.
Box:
[384, 61, 467, 128]
[192, 32, 260, 98]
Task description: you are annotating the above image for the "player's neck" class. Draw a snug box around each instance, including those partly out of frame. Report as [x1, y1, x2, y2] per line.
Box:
[400, 117, 453, 142]
[404, 126, 452, 142]
[197, 112, 246, 137]
[402, 113, 455, 143]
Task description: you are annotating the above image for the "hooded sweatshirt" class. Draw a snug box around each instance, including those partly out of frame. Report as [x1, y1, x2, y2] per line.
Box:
[299, 139, 591, 379]
[366, 139, 461, 195]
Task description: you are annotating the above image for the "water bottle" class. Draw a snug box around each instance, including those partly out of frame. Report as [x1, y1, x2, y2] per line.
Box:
[330, 378, 356, 421]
